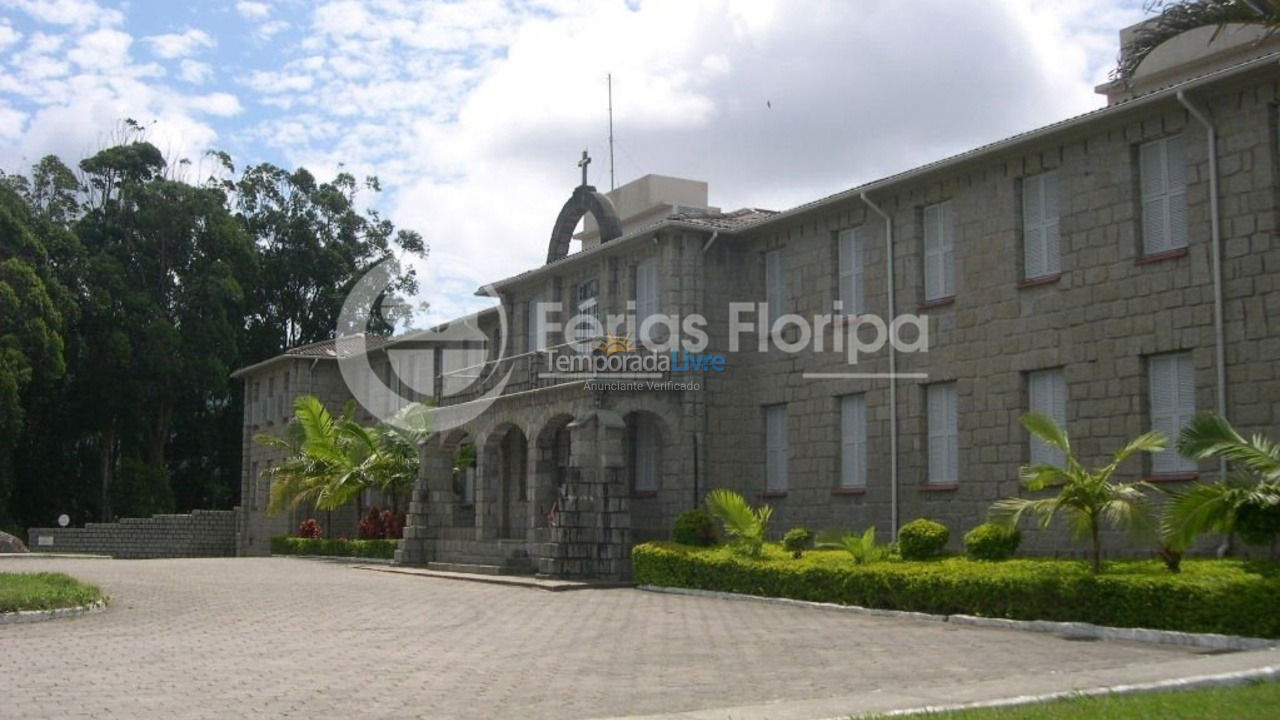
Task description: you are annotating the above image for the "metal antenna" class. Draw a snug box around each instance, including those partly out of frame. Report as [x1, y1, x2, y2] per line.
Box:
[608, 73, 615, 191]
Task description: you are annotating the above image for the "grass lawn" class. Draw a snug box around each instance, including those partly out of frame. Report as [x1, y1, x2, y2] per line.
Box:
[0, 572, 105, 613]
[861, 681, 1280, 719]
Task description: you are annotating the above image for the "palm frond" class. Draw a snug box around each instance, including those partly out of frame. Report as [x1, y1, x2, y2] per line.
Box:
[1021, 412, 1072, 455]
[1179, 412, 1280, 479]
[1113, 0, 1280, 81]
[705, 489, 756, 538]
[988, 496, 1059, 530]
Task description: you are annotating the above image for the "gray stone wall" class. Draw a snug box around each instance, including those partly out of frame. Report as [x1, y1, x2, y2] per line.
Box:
[701, 74, 1280, 555]
[28, 510, 236, 559]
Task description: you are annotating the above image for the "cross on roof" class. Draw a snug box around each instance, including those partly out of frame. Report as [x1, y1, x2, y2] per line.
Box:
[578, 150, 591, 187]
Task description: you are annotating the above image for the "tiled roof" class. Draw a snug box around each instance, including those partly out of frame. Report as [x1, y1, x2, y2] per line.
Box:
[280, 335, 392, 359]
[668, 207, 778, 230]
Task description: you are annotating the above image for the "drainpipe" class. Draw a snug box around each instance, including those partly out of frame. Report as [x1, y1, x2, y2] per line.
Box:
[1177, 90, 1227, 474]
[860, 192, 899, 537]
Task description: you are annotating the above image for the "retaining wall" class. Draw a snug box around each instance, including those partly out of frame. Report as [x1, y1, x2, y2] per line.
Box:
[27, 510, 236, 559]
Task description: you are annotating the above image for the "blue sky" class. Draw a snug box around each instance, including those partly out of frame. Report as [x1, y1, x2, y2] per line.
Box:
[0, 0, 1151, 322]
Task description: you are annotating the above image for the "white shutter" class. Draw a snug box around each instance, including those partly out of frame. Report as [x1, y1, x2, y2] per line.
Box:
[1022, 175, 1044, 278]
[923, 203, 942, 300]
[838, 228, 863, 315]
[636, 258, 660, 322]
[1028, 369, 1067, 466]
[765, 249, 785, 318]
[1166, 135, 1188, 250]
[942, 201, 956, 297]
[1141, 137, 1187, 255]
[927, 383, 958, 485]
[1150, 353, 1196, 475]
[924, 201, 953, 300]
[765, 405, 788, 492]
[527, 294, 544, 352]
[1023, 172, 1060, 279]
[840, 395, 867, 488]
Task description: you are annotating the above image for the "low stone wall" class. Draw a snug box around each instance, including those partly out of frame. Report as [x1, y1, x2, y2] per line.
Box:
[27, 510, 236, 559]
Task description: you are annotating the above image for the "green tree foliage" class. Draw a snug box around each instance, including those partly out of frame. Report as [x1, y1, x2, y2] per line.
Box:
[235, 162, 426, 360]
[0, 126, 427, 532]
[260, 395, 424, 517]
[1163, 412, 1280, 554]
[704, 489, 772, 558]
[989, 413, 1164, 573]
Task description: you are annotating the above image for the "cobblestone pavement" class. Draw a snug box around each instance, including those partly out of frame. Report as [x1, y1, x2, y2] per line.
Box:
[2, 557, 1274, 719]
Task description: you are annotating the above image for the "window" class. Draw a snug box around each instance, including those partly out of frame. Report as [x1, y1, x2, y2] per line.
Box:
[574, 279, 600, 347]
[1027, 369, 1067, 466]
[839, 395, 867, 489]
[764, 404, 788, 493]
[838, 228, 864, 315]
[251, 381, 261, 424]
[633, 415, 659, 494]
[250, 461, 260, 510]
[1022, 171, 1061, 279]
[927, 383, 958, 485]
[765, 249, 786, 320]
[923, 200, 955, 301]
[635, 258, 660, 323]
[281, 371, 290, 420]
[1139, 135, 1187, 255]
[1149, 353, 1196, 475]
[526, 294, 546, 352]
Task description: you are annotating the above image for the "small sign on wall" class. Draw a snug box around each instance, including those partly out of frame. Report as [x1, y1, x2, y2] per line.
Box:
[37, 536, 53, 547]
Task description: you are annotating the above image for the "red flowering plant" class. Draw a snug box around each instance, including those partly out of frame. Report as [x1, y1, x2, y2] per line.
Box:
[297, 518, 323, 539]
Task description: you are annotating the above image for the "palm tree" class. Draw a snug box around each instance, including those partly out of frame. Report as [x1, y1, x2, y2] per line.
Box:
[704, 489, 773, 558]
[989, 413, 1165, 573]
[1114, 1, 1280, 81]
[1163, 412, 1280, 552]
[259, 395, 427, 522]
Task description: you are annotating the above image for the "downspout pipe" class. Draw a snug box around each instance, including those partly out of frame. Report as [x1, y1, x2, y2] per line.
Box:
[1177, 91, 1227, 471]
[860, 192, 898, 537]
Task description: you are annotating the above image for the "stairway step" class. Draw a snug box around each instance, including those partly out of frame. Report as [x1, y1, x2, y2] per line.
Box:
[425, 562, 534, 576]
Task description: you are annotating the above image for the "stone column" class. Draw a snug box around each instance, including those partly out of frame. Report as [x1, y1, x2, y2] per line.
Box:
[395, 437, 455, 565]
[547, 410, 631, 580]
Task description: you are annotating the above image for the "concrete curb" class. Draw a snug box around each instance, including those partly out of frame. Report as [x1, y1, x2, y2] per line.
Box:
[857, 665, 1280, 718]
[0, 599, 108, 625]
[636, 585, 1277, 651]
[271, 554, 395, 565]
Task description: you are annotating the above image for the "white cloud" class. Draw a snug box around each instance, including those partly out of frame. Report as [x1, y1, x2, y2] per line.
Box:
[179, 59, 212, 84]
[256, 20, 289, 39]
[145, 28, 214, 59]
[188, 92, 243, 117]
[0, 23, 21, 50]
[66, 28, 132, 69]
[236, 1, 271, 20]
[0, 0, 123, 28]
[0, 102, 26, 139]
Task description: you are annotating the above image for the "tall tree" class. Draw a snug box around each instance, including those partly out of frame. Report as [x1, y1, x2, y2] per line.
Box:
[235, 163, 425, 361]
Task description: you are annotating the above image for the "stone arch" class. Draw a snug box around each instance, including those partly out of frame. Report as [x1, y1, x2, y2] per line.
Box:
[533, 413, 576, 529]
[481, 422, 530, 540]
[546, 185, 623, 264]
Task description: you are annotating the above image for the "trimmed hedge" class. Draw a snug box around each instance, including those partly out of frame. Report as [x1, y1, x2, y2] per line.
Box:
[271, 536, 398, 559]
[898, 518, 949, 560]
[634, 542, 1280, 639]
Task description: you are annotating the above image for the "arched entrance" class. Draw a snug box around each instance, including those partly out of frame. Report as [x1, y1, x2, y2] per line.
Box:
[488, 425, 528, 540]
[534, 414, 575, 531]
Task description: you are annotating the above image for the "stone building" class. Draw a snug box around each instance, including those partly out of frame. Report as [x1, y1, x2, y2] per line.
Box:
[234, 23, 1280, 576]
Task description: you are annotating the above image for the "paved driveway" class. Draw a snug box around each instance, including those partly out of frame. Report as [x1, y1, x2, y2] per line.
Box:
[1, 556, 1274, 719]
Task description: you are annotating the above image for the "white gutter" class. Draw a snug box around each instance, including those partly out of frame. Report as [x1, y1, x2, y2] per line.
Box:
[1177, 89, 1228, 473]
[860, 191, 898, 537]
[701, 230, 721, 252]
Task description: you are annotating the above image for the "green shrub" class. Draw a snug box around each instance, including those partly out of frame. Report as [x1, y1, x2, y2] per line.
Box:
[672, 509, 718, 547]
[898, 518, 950, 560]
[839, 527, 889, 564]
[270, 536, 398, 559]
[782, 527, 813, 558]
[1236, 502, 1280, 547]
[964, 523, 1021, 561]
[705, 489, 772, 558]
[633, 542, 1280, 638]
